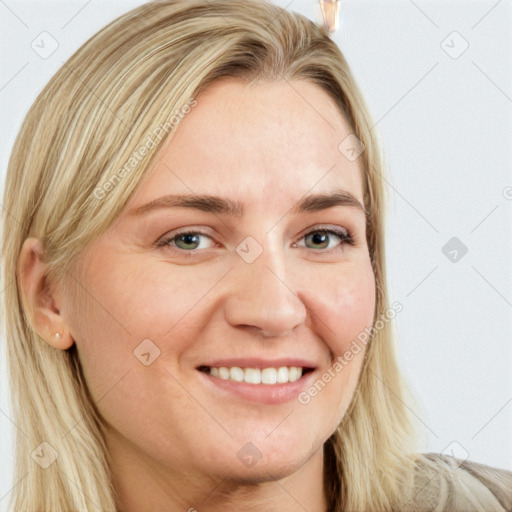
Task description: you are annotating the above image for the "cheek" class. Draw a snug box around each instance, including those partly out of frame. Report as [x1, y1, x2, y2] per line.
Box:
[92, 255, 230, 340]
[65, 255, 230, 398]
[296, 258, 375, 423]
[302, 257, 376, 356]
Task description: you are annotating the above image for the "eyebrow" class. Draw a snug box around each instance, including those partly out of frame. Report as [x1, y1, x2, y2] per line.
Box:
[131, 188, 366, 217]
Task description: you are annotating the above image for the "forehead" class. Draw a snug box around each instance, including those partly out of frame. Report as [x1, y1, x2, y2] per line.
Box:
[131, 77, 364, 211]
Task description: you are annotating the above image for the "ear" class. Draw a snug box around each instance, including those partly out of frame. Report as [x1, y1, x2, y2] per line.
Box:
[17, 238, 74, 350]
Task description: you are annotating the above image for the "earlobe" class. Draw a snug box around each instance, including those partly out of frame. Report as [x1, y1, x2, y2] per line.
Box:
[17, 238, 74, 350]
[51, 330, 73, 350]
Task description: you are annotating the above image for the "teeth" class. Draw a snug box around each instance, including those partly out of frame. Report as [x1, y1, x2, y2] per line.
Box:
[261, 368, 277, 384]
[276, 366, 289, 383]
[288, 366, 300, 382]
[206, 366, 304, 384]
[244, 368, 261, 384]
[229, 367, 244, 382]
[218, 367, 230, 380]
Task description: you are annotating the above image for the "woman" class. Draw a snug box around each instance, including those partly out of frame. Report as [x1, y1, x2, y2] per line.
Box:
[2, 1, 511, 511]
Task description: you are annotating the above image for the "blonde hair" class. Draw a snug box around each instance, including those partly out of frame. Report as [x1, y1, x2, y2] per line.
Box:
[1, 1, 420, 510]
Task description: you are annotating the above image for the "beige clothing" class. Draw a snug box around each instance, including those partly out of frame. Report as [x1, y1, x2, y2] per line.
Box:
[402, 452, 512, 511]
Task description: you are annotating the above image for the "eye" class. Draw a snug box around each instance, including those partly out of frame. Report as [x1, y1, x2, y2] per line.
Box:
[156, 226, 355, 256]
[295, 227, 354, 251]
[156, 230, 215, 252]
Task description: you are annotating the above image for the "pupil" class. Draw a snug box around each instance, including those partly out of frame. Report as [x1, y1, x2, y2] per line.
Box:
[311, 232, 328, 248]
[179, 234, 199, 248]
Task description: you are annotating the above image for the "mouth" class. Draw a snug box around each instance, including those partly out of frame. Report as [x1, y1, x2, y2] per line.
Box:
[197, 365, 315, 384]
[195, 359, 318, 404]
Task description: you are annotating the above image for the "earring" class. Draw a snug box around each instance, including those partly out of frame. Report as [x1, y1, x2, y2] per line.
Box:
[55, 332, 62, 340]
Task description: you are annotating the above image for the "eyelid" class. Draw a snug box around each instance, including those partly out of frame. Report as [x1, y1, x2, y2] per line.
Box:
[298, 224, 350, 239]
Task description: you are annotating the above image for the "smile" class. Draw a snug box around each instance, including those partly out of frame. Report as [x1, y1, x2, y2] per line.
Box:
[198, 365, 314, 384]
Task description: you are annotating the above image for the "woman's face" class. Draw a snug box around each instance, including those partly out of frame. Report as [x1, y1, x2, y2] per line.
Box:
[62, 77, 375, 486]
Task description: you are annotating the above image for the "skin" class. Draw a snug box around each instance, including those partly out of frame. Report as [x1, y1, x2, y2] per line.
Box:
[19, 77, 376, 512]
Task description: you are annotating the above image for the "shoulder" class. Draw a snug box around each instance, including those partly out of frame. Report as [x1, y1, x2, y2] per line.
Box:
[401, 452, 512, 512]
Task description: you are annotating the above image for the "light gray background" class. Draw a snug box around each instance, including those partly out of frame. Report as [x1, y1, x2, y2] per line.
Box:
[1, 0, 511, 507]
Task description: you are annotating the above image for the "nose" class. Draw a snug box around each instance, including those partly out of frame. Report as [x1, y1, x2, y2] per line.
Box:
[223, 243, 307, 338]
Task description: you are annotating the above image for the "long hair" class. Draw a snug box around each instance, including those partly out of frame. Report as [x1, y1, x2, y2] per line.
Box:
[1, 1, 420, 510]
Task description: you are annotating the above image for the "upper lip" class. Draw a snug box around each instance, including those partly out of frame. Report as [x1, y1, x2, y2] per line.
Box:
[197, 358, 317, 369]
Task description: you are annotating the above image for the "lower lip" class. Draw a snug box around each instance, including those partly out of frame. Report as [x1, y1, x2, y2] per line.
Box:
[197, 370, 317, 405]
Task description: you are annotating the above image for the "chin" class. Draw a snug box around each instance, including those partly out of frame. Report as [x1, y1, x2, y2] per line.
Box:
[202, 433, 322, 484]
[226, 454, 312, 485]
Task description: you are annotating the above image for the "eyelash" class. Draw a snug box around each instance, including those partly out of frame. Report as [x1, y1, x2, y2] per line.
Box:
[156, 226, 355, 257]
